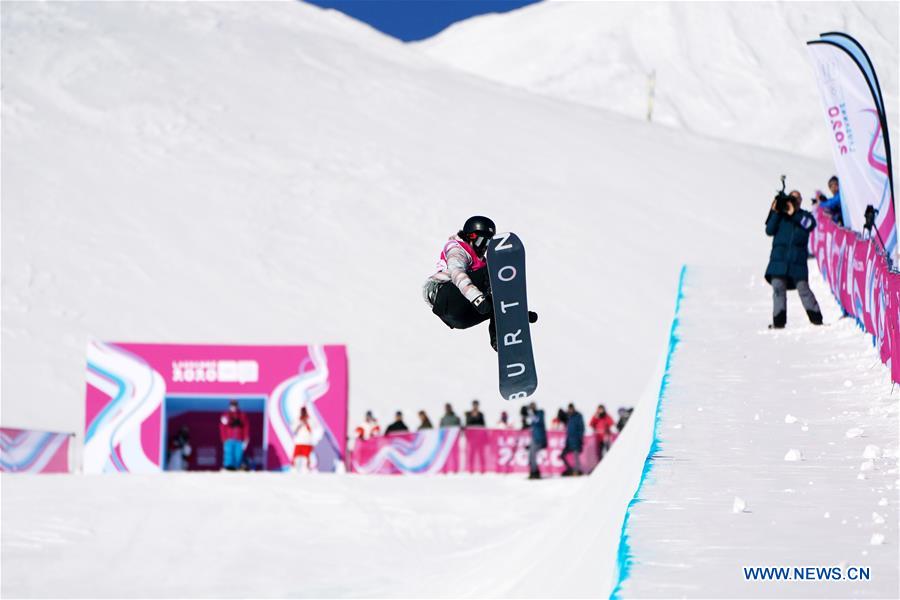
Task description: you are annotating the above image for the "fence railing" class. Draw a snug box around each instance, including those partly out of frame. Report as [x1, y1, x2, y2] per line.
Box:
[809, 206, 900, 383]
[350, 426, 613, 475]
[0, 428, 74, 473]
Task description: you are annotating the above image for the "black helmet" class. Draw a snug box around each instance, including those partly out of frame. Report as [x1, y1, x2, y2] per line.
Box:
[460, 215, 496, 256]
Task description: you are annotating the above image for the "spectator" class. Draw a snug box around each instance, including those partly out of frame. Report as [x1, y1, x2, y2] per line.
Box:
[527, 402, 547, 480]
[292, 406, 315, 473]
[496, 411, 515, 429]
[560, 403, 585, 476]
[465, 400, 486, 427]
[814, 176, 842, 225]
[385, 411, 409, 434]
[418, 410, 433, 431]
[167, 425, 192, 471]
[550, 408, 568, 431]
[354, 410, 381, 440]
[589, 404, 616, 461]
[519, 405, 530, 429]
[617, 407, 633, 432]
[439, 403, 462, 428]
[219, 399, 250, 471]
[765, 190, 824, 328]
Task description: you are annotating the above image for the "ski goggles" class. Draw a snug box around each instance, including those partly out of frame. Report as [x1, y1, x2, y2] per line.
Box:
[467, 232, 492, 253]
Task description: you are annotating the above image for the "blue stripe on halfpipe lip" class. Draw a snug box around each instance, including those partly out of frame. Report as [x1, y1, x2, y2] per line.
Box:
[611, 264, 687, 599]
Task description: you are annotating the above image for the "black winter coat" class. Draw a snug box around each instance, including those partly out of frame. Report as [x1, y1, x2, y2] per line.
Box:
[765, 208, 816, 289]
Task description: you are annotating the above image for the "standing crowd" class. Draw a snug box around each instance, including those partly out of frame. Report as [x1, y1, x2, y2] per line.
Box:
[355, 400, 634, 479]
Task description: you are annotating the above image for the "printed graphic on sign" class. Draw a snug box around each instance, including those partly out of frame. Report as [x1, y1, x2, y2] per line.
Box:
[84, 341, 348, 473]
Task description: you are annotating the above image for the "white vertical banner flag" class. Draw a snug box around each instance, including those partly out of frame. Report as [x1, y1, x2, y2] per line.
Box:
[807, 40, 896, 257]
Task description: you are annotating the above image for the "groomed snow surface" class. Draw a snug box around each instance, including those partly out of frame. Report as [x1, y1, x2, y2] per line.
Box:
[3, 266, 897, 598]
[617, 267, 899, 599]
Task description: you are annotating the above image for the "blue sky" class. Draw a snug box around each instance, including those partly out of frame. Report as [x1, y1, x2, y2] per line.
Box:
[304, 0, 541, 42]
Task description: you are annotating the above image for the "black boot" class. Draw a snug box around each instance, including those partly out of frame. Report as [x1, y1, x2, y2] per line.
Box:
[806, 309, 823, 325]
[769, 311, 786, 329]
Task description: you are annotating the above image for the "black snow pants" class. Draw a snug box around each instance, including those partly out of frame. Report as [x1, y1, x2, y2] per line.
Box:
[431, 267, 495, 345]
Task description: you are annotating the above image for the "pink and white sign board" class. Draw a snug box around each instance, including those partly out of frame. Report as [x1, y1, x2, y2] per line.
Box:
[0, 428, 72, 474]
[810, 207, 900, 383]
[84, 341, 347, 473]
[351, 428, 601, 475]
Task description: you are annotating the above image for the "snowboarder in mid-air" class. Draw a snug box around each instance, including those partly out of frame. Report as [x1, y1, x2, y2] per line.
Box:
[423, 216, 536, 351]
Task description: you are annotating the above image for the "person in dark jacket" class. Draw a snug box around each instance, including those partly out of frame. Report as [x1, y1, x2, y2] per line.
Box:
[765, 190, 823, 329]
[617, 407, 633, 432]
[560, 403, 585, 476]
[465, 400, 486, 427]
[527, 402, 547, 480]
[385, 411, 409, 434]
[167, 426, 192, 471]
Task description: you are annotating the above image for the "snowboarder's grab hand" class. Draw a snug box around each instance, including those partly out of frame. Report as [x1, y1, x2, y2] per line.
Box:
[472, 294, 492, 315]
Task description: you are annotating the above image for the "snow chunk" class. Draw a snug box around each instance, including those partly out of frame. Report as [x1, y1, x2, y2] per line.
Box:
[784, 414, 798, 424]
[824, 512, 830, 519]
[801, 424, 809, 432]
[732, 496, 747, 513]
[845, 428, 864, 439]
[878, 498, 888, 507]
[860, 461, 874, 472]
[870, 533, 885, 545]
[872, 512, 885, 524]
[784, 449, 803, 461]
[843, 379, 853, 387]
[753, 413, 760, 421]
[863, 445, 881, 459]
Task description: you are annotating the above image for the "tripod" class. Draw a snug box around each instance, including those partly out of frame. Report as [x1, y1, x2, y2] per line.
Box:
[863, 204, 893, 270]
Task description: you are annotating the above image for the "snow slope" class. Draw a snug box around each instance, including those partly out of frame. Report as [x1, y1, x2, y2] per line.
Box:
[1, 1, 832, 441]
[419, 1, 899, 160]
[1, 473, 590, 598]
[617, 267, 899, 598]
[3, 266, 896, 598]
[0, 322, 671, 599]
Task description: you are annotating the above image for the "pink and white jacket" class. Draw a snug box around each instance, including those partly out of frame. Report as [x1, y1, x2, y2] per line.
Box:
[423, 235, 487, 306]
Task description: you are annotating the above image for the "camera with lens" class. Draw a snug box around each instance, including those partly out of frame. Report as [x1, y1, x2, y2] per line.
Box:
[773, 175, 793, 214]
[864, 204, 878, 232]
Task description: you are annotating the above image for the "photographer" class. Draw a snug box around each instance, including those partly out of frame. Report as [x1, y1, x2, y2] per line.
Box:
[765, 188, 823, 329]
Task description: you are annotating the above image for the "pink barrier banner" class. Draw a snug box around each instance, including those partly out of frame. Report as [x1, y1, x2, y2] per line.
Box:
[351, 427, 604, 475]
[810, 207, 900, 383]
[1, 428, 72, 474]
[84, 341, 347, 473]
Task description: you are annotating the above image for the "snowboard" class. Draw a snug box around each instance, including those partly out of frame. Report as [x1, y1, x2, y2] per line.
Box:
[486, 232, 538, 401]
